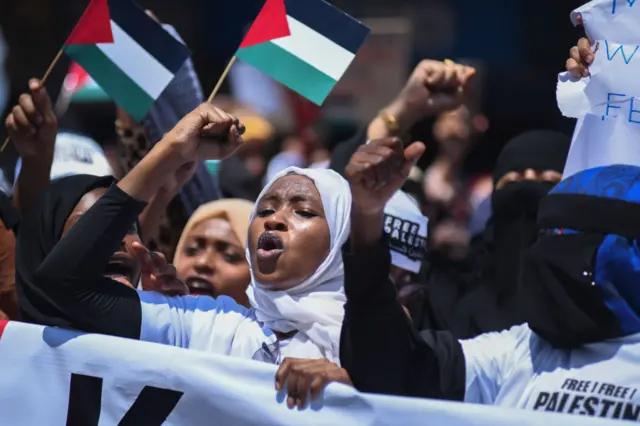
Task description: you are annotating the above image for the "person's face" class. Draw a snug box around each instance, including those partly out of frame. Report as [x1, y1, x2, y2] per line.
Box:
[495, 168, 562, 190]
[248, 174, 330, 291]
[63, 187, 142, 288]
[175, 217, 251, 306]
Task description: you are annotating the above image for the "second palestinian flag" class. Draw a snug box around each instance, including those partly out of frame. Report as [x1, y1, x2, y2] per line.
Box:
[236, 0, 370, 106]
[62, 0, 189, 120]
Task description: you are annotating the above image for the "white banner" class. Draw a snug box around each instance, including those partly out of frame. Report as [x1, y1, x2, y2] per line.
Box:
[0, 320, 616, 425]
[556, 0, 640, 177]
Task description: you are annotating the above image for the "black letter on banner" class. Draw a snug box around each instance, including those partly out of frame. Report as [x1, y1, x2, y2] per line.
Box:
[118, 385, 184, 426]
[66, 373, 103, 426]
[66, 374, 183, 426]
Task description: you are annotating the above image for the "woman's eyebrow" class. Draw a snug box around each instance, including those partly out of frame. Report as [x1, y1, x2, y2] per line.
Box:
[289, 195, 312, 203]
[261, 193, 281, 203]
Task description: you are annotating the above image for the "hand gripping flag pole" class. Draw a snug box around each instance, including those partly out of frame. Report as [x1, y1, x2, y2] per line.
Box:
[0, 50, 64, 153]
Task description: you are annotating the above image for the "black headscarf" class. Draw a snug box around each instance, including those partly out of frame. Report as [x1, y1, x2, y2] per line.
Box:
[417, 130, 572, 338]
[16, 174, 115, 326]
[522, 165, 640, 348]
[467, 130, 572, 334]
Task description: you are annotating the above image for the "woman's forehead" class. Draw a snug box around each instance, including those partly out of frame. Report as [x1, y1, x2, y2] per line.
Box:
[261, 174, 320, 202]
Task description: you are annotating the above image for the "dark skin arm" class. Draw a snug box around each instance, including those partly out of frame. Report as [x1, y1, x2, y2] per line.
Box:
[5, 78, 57, 213]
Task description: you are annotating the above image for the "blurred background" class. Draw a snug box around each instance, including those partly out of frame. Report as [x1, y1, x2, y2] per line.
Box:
[0, 0, 584, 181]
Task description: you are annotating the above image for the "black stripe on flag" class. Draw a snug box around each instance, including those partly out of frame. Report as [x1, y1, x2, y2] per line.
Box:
[107, 0, 189, 74]
[284, 0, 370, 54]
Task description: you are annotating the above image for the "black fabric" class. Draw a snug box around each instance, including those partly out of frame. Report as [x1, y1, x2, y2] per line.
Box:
[340, 237, 466, 399]
[539, 193, 640, 238]
[17, 174, 114, 325]
[492, 129, 571, 185]
[0, 191, 18, 233]
[520, 233, 621, 348]
[416, 248, 483, 338]
[417, 130, 570, 339]
[467, 180, 556, 331]
[16, 177, 144, 339]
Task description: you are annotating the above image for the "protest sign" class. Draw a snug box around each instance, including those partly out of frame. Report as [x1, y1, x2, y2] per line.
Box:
[556, 0, 640, 176]
[0, 320, 617, 425]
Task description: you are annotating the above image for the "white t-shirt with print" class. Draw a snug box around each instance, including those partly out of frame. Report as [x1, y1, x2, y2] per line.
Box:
[137, 292, 311, 364]
[462, 324, 640, 422]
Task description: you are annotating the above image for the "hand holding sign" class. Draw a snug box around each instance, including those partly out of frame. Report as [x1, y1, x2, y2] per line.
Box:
[557, 0, 640, 178]
[275, 358, 352, 410]
[567, 38, 596, 78]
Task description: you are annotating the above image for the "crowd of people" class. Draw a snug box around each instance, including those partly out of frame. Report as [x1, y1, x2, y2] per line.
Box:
[0, 13, 637, 422]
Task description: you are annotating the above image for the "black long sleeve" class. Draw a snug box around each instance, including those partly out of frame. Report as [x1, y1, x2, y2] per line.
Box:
[340, 237, 466, 400]
[29, 185, 146, 339]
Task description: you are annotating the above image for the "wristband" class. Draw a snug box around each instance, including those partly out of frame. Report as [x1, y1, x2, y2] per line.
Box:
[379, 110, 401, 133]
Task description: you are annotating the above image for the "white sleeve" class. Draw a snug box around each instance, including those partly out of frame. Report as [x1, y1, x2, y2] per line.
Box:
[460, 324, 533, 404]
[137, 291, 250, 349]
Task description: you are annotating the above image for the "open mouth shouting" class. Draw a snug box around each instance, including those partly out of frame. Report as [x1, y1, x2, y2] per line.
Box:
[185, 276, 216, 297]
[256, 232, 285, 269]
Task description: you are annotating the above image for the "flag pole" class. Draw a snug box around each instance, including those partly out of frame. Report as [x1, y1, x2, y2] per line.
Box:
[207, 56, 237, 103]
[1, 49, 64, 153]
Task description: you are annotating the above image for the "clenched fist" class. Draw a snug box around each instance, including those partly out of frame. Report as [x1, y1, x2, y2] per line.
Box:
[346, 137, 425, 215]
[386, 60, 476, 132]
[161, 103, 245, 163]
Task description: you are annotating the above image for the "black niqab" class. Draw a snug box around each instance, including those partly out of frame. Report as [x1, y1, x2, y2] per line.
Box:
[16, 174, 115, 326]
[418, 130, 571, 338]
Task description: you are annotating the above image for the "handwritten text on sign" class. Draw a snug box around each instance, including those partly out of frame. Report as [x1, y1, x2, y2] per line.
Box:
[558, 0, 640, 120]
[557, 0, 640, 177]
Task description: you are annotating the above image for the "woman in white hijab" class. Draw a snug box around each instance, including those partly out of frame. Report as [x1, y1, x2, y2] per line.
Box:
[22, 154, 353, 407]
[246, 166, 350, 363]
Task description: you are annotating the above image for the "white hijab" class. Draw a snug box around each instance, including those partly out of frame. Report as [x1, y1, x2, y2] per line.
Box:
[246, 167, 351, 364]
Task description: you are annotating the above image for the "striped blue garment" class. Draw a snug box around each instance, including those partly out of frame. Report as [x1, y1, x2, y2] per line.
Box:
[143, 25, 222, 217]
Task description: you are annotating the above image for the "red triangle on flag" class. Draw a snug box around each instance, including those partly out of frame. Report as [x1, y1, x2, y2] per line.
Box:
[65, 0, 114, 45]
[239, 0, 290, 49]
[63, 62, 91, 93]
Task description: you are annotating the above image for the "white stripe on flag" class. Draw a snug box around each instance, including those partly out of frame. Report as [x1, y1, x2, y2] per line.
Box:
[97, 21, 174, 100]
[272, 16, 355, 81]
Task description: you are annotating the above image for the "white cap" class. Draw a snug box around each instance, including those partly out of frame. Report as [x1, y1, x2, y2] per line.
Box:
[15, 132, 114, 181]
[383, 190, 429, 273]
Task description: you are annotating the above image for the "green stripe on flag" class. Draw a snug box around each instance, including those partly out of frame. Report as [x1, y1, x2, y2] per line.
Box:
[63, 44, 155, 121]
[236, 42, 337, 106]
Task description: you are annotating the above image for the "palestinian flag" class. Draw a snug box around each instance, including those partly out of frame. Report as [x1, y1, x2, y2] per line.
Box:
[62, 62, 109, 102]
[62, 0, 189, 120]
[236, 0, 370, 105]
